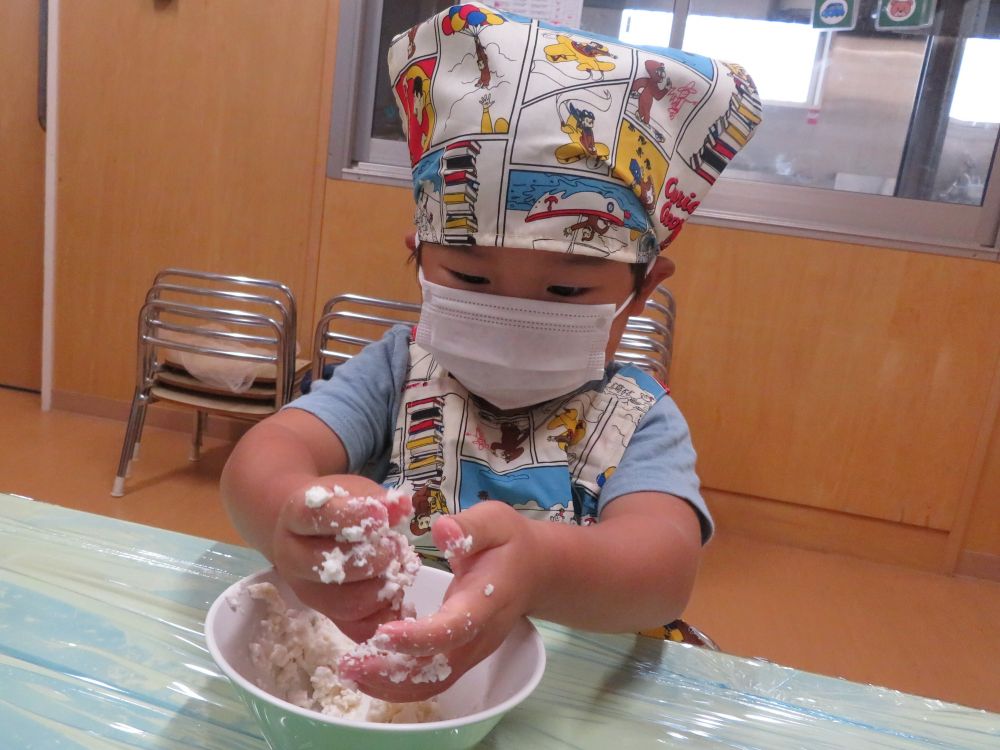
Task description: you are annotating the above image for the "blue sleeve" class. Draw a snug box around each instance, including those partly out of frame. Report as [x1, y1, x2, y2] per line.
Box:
[282, 326, 411, 475]
[597, 395, 714, 544]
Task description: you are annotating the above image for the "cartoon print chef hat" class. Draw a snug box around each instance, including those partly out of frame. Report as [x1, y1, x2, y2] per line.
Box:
[388, 3, 762, 264]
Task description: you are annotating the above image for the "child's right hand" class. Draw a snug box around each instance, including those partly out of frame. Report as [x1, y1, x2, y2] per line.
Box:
[271, 477, 414, 643]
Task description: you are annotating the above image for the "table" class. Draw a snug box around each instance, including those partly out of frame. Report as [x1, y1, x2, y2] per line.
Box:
[1, 492, 998, 749]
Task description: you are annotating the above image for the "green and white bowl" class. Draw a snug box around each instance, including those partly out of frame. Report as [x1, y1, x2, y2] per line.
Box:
[206, 567, 545, 750]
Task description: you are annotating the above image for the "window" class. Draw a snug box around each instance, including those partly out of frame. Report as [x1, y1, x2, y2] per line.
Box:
[329, 0, 1000, 259]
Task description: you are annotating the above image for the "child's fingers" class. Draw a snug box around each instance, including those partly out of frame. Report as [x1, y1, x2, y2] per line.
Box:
[275, 528, 402, 584]
[373, 608, 478, 657]
[287, 576, 393, 623]
[334, 606, 403, 644]
[283, 490, 390, 538]
[379, 489, 414, 529]
[338, 651, 457, 703]
[372, 577, 499, 656]
[285, 486, 413, 537]
[430, 501, 515, 561]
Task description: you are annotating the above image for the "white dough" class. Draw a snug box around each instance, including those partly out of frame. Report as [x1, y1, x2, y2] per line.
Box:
[247, 583, 440, 723]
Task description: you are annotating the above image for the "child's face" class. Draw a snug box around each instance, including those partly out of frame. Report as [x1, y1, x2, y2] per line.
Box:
[420, 242, 653, 364]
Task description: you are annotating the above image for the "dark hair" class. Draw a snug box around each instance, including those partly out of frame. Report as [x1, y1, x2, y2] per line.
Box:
[409, 244, 647, 295]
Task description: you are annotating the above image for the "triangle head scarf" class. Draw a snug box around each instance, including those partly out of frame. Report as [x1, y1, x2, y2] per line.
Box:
[389, 3, 763, 264]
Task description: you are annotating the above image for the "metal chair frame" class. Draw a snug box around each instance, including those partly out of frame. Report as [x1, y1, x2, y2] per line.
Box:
[112, 270, 298, 497]
[147, 274, 298, 402]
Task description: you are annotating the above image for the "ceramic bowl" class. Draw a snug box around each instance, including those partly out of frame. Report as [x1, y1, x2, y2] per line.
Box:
[205, 566, 545, 750]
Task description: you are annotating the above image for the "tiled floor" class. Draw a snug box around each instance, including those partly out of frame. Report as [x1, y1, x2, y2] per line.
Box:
[2, 387, 999, 712]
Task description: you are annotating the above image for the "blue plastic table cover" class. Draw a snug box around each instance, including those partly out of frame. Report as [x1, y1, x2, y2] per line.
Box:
[1, 492, 998, 749]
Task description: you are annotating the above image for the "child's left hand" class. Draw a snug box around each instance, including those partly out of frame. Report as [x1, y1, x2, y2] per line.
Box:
[338, 501, 539, 702]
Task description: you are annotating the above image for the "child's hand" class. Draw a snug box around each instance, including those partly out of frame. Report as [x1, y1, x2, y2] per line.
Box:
[271, 477, 414, 643]
[338, 501, 539, 701]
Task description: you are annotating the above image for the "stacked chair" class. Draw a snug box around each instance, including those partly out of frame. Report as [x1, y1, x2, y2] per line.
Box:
[111, 269, 308, 496]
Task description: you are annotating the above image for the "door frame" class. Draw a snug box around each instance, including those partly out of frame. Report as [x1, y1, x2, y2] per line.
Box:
[41, 0, 58, 410]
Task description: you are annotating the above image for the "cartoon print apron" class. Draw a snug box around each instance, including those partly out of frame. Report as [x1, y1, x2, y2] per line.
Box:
[383, 334, 711, 647]
[382, 335, 664, 559]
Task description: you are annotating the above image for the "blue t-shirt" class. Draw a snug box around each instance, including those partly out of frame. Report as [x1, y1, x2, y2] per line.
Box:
[287, 326, 712, 542]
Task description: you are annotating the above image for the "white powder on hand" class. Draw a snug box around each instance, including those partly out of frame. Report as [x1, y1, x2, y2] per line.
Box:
[443, 533, 473, 560]
[383, 488, 406, 506]
[412, 653, 453, 684]
[341, 636, 452, 687]
[304, 486, 335, 508]
[247, 583, 440, 723]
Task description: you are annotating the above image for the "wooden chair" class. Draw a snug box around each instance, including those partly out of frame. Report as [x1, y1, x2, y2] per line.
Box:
[111, 270, 308, 496]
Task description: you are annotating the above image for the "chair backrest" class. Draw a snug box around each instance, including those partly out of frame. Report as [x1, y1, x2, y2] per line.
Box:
[312, 295, 421, 381]
[621, 285, 676, 384]
[313, 288, 676, 386]
[144, 269, 299, 402]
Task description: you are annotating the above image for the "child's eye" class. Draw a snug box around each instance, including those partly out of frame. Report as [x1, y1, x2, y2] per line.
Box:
[548, 285, 588, 298]
[447, 269, 490, 285]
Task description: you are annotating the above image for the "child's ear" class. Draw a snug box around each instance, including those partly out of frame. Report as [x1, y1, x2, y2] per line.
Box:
[631, 256, 675, 313]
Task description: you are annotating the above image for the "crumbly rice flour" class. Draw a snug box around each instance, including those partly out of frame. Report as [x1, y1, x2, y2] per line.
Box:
[247, 582, 440, 723]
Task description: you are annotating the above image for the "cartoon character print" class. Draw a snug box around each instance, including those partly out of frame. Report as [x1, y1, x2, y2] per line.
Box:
[555, 99, 611, 165]
[441, 4, 506, 90]
[490, 420, 530, 463]
[479, 93, 510, 134]
[543, 34, 617, 79]
[563, 214, 612, 242]
[406, 24, 419, 58]
[395, 61, 437, 166]
[629, 158, 656, 212]
[613, 121, 669, 215]
[410, 482, 448, 536]
[630, 60, 670, 129]
[515, 172, 638, 259]
[414, 187, 438, 242]
[547, 408, 587, 451]
[629, 60, 699, 144]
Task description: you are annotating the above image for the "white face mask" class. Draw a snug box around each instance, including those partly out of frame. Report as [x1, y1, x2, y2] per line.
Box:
[416, 270, 634, 410]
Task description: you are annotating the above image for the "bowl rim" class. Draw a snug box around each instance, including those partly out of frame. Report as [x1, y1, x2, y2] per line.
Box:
[204, 566, 547, 733]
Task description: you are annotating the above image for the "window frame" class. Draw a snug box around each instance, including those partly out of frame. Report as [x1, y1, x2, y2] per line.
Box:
[327, 1, 1000, 261]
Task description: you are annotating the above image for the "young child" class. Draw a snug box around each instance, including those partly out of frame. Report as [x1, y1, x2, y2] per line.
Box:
[221, 4, 761, 703]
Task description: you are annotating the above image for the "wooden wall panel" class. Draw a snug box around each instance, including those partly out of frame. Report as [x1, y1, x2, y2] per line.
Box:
[312, 180, 423, 323]
[962, 403, 1000, 557]
[55, 0, 332, 401]
[667, 225, 1000, 532]
[0, 0, 45, 390]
